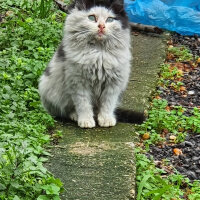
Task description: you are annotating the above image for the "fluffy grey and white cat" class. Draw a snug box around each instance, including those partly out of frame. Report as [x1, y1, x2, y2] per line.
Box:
[39, 0, 143, 128]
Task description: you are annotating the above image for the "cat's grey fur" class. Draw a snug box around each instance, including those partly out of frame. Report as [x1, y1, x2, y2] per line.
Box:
[39, 0, 132, 128]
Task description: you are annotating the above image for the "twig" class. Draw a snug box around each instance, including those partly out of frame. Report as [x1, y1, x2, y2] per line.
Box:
[54, 0, 69, 13]
[130, 22, 163, 34]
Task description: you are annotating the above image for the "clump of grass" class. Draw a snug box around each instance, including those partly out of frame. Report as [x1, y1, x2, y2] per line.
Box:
[168, 46, 194, 62]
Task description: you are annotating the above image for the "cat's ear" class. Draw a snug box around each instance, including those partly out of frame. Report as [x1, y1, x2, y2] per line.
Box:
[111, 0, 125, 14]
[74, 0, 94, 10]
[111, 0, 124, 4]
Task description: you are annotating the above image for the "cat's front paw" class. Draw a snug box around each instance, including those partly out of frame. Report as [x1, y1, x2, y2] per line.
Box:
[78, 118, 96, 128]
[98, 114, 116, 127]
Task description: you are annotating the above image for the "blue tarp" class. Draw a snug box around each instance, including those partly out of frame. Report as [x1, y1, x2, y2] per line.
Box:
[124, 0, 200, 36]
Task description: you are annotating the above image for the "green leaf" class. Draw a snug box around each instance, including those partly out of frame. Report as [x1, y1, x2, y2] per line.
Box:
[42, 184, 60, 195]
[137, 174, 151, 200]
[13, 196, 20, 200]
[37, 195, 49, 200]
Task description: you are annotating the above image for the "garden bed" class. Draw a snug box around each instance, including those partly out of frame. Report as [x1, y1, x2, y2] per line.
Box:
[136, 33, 200, 199]
[0, 1, 65, 199]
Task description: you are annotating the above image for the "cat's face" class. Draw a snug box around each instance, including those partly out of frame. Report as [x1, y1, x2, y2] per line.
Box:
[65, 0, 129, 44]
[82, 6, 122, 40]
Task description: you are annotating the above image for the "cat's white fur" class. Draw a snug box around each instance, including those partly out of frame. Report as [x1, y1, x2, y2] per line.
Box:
[39, 6, 131, 128]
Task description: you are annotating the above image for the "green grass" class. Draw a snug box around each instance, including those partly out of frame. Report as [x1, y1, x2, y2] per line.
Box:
[0, 0, 66, 199]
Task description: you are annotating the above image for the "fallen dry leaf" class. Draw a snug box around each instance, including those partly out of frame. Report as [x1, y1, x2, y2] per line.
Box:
[173, 148, 182, 156]
[167, 40, 173, 45]
[155, 95, 162, 99]
[177, 69, 183, 76]
[167, 53, 175, 60]
[178, 127, 184, 132]
[163, 129, 169, 134]
[142, 133, 150, 140]
[180, 86, 186, 91]
[6, 11, 14, 17]
[165, 106, 171, 112]
[169, 135, 176, 143]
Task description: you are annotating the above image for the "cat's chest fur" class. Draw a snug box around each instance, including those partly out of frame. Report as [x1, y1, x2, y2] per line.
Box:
[66, 41, 122, 84]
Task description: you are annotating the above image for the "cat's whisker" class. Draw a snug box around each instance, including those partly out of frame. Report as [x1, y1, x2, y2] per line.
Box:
[64, 30, 90, 40]
[109, 33, 125, 47]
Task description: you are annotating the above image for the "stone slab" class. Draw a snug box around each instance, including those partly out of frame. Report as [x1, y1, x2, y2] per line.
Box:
[47, 140, 135, 200]
[45, 33, 167, 200]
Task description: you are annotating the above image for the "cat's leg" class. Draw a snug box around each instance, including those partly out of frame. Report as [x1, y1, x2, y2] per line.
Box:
[98, 86, 121, 127]
[71, 89, 95, 128]
[69, 111, 78, 121]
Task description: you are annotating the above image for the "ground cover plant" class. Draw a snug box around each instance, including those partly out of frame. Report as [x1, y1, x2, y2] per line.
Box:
[135, 40, 200, 199]
[0, 0, 67, 199]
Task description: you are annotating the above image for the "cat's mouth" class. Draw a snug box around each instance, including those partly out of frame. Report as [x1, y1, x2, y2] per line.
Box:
[96, 30, 105, 39]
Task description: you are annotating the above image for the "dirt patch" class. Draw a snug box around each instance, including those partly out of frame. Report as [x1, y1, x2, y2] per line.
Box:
[69, 142, 112, 156]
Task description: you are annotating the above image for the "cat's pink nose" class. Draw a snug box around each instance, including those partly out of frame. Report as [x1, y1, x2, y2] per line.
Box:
[98, 23, 105, 31]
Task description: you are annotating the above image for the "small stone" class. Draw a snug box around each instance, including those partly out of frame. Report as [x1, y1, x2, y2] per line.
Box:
[178, 142, 186, 148]
[179, 154, 185, 160]
[185, 158, 191, 164]
[182, 164, 190, 168]
[188, 90, 195, 95]
[185, 141, 194, 147]
[185, 37, 190, 40]
[192, 156, 200, 161]
[185, 171, 197, 180]
[176, 166, 185, 173]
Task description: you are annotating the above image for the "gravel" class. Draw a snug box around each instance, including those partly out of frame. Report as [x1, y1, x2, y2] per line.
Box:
[160, 64, 200, 116]
[147, 134, 200, 180]
[148, 33, 200, 181]
[172, 33, 200, 57]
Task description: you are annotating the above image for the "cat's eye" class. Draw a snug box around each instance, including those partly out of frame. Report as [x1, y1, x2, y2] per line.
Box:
[106, 17, 115, 23]
[88, 15, 96, 22]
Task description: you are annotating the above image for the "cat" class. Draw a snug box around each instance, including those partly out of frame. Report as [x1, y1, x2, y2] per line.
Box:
[39, 0, 144, 128]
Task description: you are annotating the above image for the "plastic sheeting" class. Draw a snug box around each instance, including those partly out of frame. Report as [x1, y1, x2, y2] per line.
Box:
[124, 0, 200, 36]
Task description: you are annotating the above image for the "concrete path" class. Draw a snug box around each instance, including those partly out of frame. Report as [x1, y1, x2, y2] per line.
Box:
[46, 33, 166, 200]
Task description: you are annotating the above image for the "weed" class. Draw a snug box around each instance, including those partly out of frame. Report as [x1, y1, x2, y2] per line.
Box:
[168, 46, 194, 62]
[135, 148, 186, 200]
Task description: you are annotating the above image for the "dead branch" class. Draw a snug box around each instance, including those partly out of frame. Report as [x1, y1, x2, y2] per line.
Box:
[54, 0, 69, 13]
[130, 22, 163, 34]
